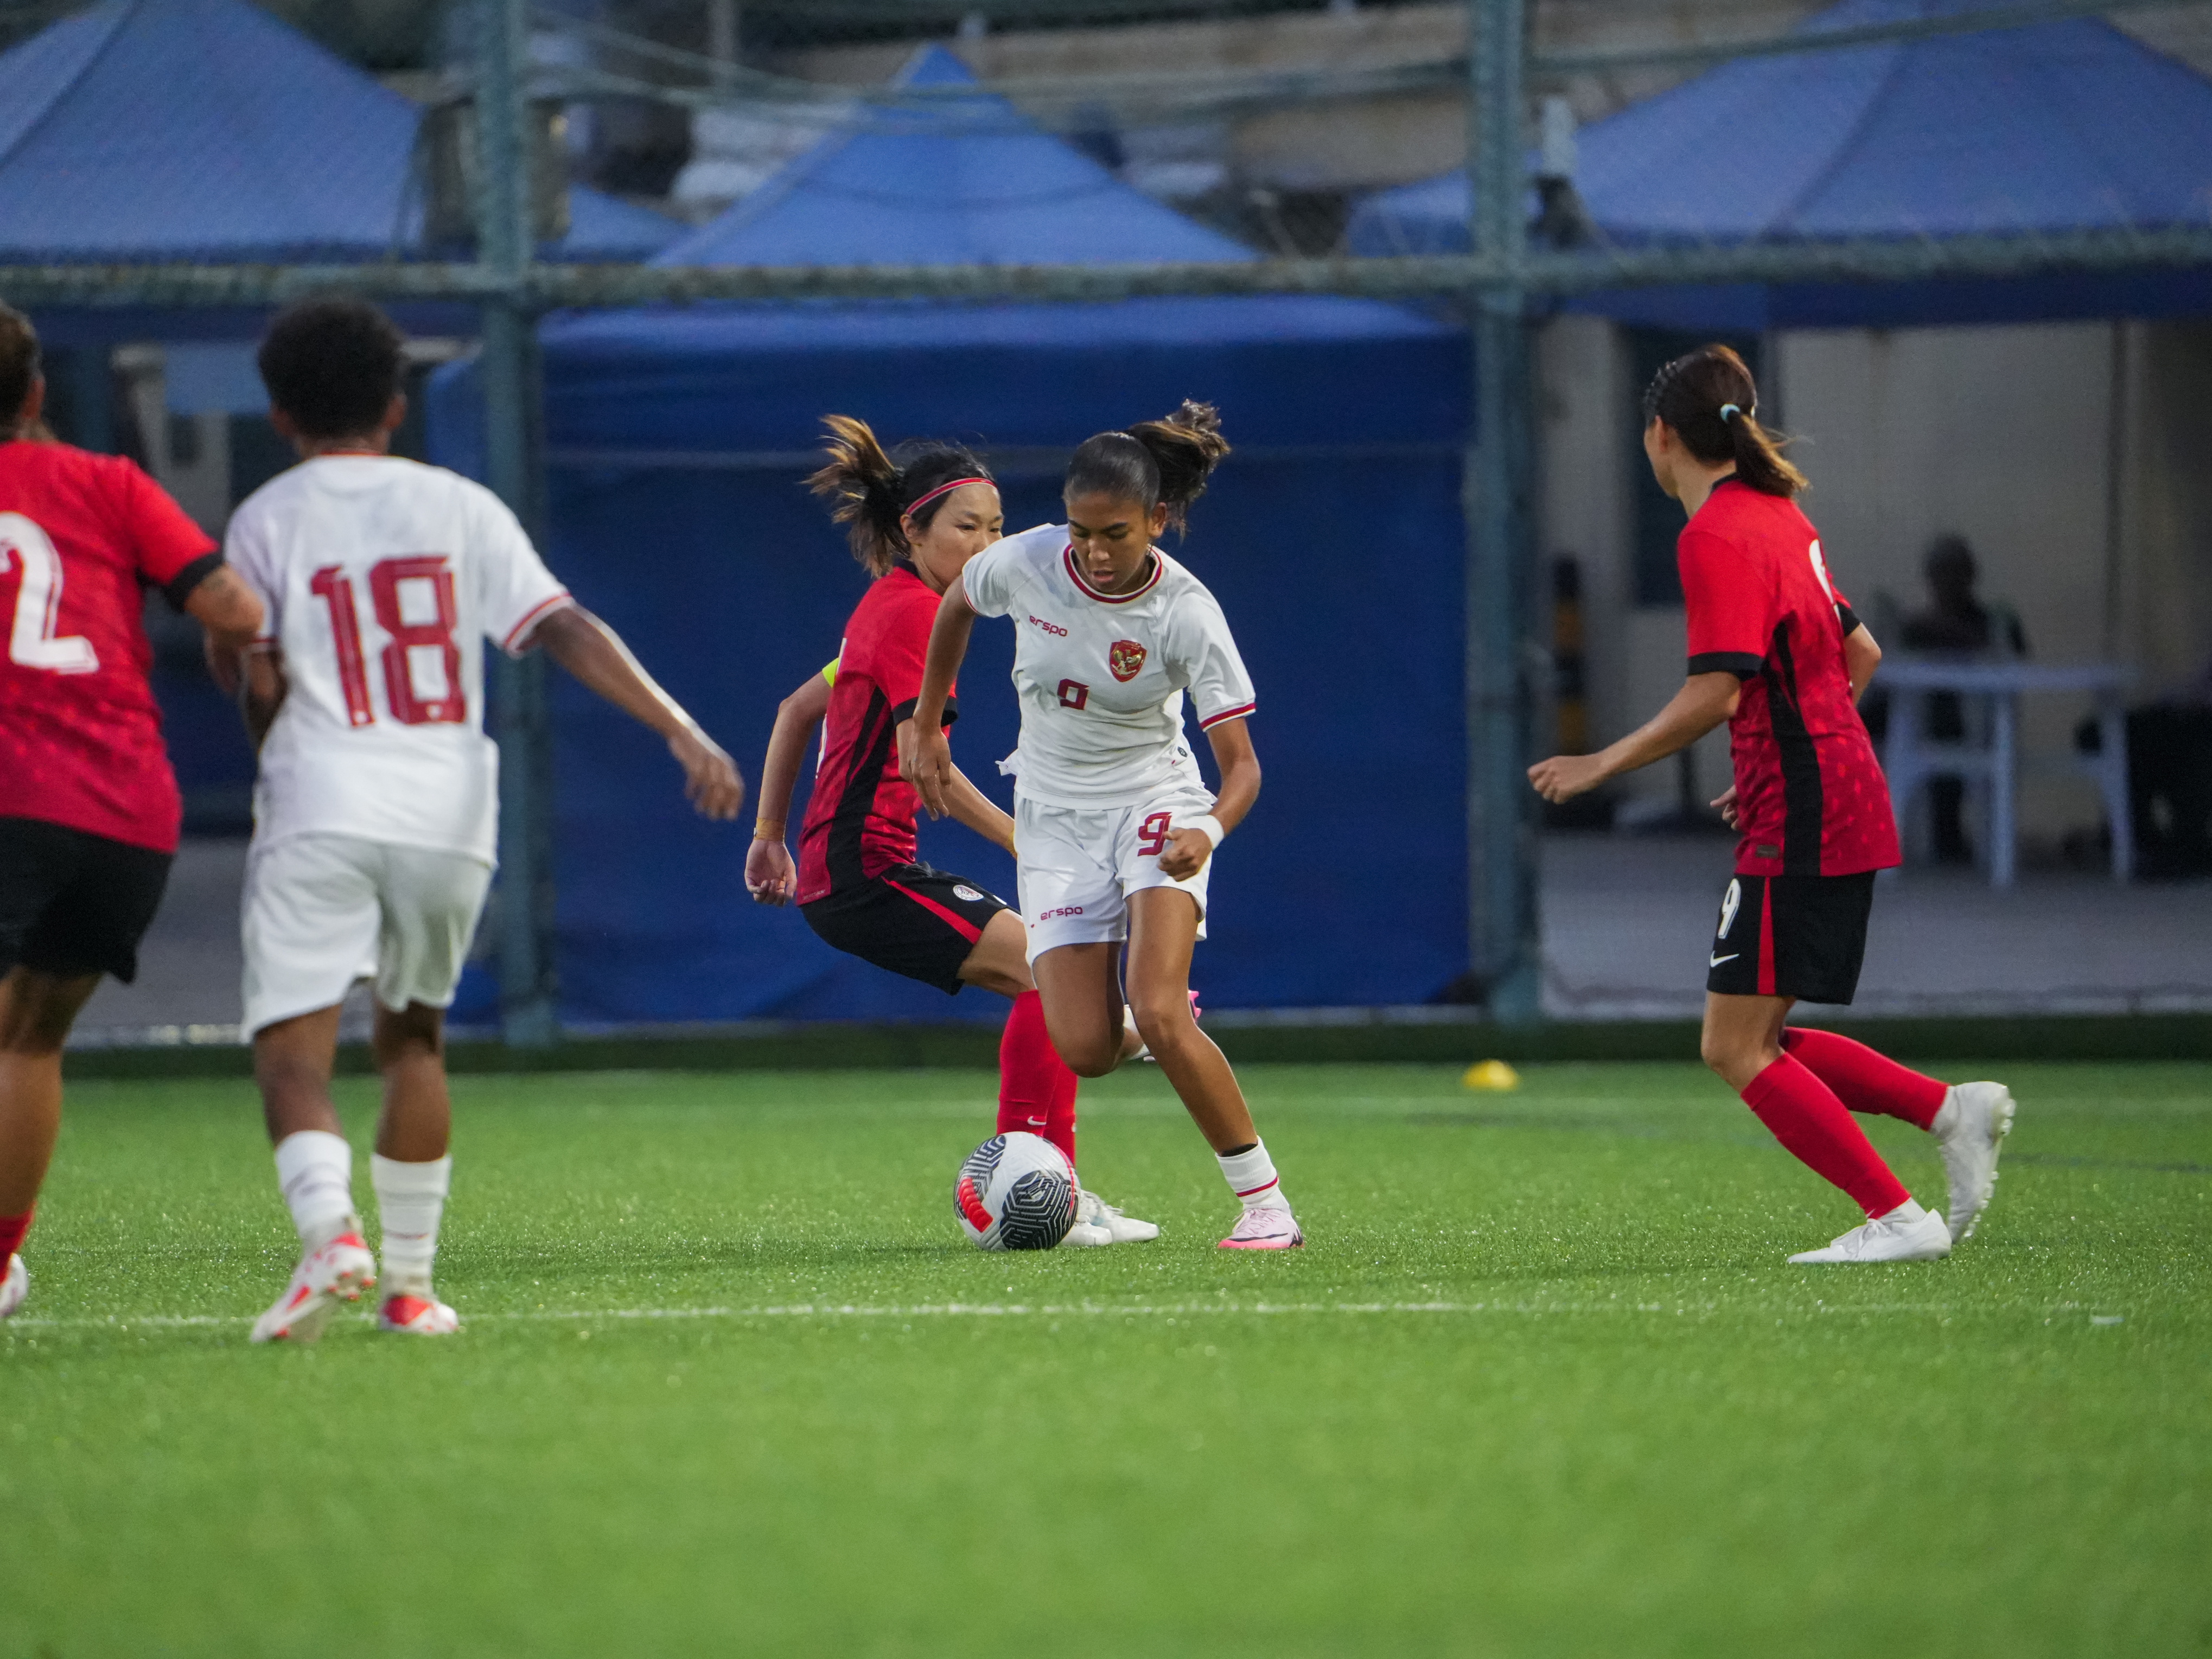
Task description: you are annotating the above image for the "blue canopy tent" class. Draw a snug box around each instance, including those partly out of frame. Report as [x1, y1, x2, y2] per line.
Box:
[1347, 0, 2212, 329]
[431, 48, 1469, 1027]
[0, 0, 677, 273]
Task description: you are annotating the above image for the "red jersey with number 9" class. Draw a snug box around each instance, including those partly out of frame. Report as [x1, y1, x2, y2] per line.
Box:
[1679, 478, 1901, 878]
[0, 439, 219, 852]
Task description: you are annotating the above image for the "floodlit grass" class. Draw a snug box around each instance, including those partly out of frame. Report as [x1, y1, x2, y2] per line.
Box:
[3, 1061, 2207, 1657]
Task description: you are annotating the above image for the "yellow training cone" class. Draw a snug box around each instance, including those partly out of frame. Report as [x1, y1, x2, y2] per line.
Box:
[1461, 1060, 1521, 1092]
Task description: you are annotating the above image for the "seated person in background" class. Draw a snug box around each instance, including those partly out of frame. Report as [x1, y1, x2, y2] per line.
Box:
[1897, 535, 2029, 864]
[2120, 653, 2212, 879]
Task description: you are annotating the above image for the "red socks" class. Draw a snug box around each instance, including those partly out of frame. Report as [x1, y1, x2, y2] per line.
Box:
[0, 1206, 31, 1266]
[1782, 1028, 1948, 1131]
[997, 991, 1079, 1171]
[1741, 1056, 1911, 1218]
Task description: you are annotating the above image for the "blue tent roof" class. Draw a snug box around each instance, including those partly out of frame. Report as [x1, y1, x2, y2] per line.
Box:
[0, 0, 678, 264]
[1347, 0, 2212, 326]
[430, 48, 1472, 1026]
[653, 45, 1251, 268]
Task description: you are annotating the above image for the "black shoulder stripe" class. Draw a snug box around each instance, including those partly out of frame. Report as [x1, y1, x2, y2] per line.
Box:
[1836, 605, 1863, 637]
[889, 695, 958, 729]
[1688, 651, 1762, 681]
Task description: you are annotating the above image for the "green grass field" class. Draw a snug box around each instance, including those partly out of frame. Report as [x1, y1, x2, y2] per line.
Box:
[3, 1059, 2208, 1657]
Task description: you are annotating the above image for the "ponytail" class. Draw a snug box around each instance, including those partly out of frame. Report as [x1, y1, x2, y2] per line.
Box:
[1641, 344, 1806, 497]
[807, 416, 995, 577]
[1064, 399, 1232, 534]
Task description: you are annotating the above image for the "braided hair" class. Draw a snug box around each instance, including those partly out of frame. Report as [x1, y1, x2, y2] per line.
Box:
[807, 416, 995, 577]
[1641, 344, 1806, 497]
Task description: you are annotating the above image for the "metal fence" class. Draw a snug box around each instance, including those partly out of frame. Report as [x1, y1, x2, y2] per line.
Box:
[7, 0, 2211, 1039]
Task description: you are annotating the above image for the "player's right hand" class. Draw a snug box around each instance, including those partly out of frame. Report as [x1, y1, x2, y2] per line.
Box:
[672, 728, 746, 821]
[745, 837, 795, 905]
[1710, 785, 1739, 828]
[898, 718, 954, 820]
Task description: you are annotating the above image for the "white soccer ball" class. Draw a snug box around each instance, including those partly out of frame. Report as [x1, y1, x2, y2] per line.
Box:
[953, 1131, 1077, 1252]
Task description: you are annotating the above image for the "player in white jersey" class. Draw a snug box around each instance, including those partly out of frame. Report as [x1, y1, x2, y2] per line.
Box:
[903, 402, 1299, 1249]
[217, 300, 744, 1341]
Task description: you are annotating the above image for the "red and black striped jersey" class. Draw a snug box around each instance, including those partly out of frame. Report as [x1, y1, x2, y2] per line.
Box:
[796, 564, 956, 904]
[1680, 479, 1901, 878]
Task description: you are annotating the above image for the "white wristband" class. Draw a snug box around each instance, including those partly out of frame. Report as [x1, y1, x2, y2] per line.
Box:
[1190, 814, 1226, 850]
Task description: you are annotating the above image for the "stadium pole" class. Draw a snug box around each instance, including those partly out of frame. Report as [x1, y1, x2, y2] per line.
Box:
[1465, 0, 1542, 1020]
[476, 0, 559, 1047]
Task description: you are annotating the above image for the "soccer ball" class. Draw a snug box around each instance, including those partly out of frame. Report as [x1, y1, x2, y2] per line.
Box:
[953, 1132, 1077, 1252]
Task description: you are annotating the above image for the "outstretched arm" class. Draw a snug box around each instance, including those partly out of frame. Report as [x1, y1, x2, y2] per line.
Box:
[896, 573, 978, 820]
[530, 605, 745, 821]
[941, 760, 1017, 855]
[746, 669, 831, 905]
[1528, 671, 1742, 805]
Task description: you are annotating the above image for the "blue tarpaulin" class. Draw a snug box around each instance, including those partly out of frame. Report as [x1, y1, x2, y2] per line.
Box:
[1347, 0, 2212, 328]
[0, 0, 678, 265]
[432, 49, 1470, 1026]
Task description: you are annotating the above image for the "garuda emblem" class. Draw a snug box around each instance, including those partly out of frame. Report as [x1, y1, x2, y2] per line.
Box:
[1108, 639, 1146, 682]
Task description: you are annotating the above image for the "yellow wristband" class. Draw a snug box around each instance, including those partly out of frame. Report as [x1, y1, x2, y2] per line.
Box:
[753, 821, 785, 841]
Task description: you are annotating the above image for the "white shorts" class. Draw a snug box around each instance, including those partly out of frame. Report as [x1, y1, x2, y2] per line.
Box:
[241, 833, 493, 1036]
[1015, 786, 1217, 963]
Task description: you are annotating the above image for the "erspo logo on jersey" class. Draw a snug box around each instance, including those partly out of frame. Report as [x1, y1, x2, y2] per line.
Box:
[1027, 614, 1068, 637]
[1108, 639, 1146, 682]
[1038, 905, 1085, 920]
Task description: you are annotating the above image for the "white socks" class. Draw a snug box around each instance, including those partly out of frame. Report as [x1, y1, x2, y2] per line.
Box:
[274, 1131, 358, 1250]
[1216, 1140, 1290, 1212]
[371, 1154, 452, 1297]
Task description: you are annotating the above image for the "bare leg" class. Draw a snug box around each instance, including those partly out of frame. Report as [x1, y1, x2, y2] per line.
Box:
[0, 968, 101, 1215]
[253, 1004, 346, 1145]
[955, 909, 1035, 998]
[372, 1001, 450, 1162]
[1030, 941, 1128, 1077]
[1698, 992, 1795, 1092]
[1124, 888, 1256, 1153]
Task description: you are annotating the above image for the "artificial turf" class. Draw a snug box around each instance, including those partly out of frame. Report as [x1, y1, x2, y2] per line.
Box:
[3, 1060, 2207, 1657]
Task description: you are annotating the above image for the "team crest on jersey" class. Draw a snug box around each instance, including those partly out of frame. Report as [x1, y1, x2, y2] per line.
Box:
[1108, 640, 1147, 682]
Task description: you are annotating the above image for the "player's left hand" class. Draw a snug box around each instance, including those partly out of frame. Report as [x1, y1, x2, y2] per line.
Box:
[1527, 753, 1608, 803]
[1157, 827, 1213, 881]
[672, 728, 746, 821]
[1710, 785, 1740, 828]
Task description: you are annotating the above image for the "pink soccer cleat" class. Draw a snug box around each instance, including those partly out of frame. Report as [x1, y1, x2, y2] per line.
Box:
[1218, 1207, 1304, 1250]
[378, 1292, 461, 1335]
[0, 1253, 26, 1320]
[250, 1230, 377, 1344]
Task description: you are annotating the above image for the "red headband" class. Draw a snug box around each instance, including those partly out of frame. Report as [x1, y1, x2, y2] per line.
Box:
[904, 476, 992, 519]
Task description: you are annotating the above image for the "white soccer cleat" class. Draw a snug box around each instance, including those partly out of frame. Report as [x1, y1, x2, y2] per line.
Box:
[250, 1230, 377, 1343]
[1219, 1205, 1304, 1251]
[0, 1253, 25, 1320]
[1788, 1203, 1950, 1265]
[1062, 1220, 1115, 1248]
[1070, 1187, 1160, 1245]
[1934, 1080, 2016, 1242]
[377, 1292, 461, 1335]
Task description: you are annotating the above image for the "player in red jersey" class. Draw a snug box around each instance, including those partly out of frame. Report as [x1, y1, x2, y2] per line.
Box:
[745, 418, 1155, 1247]
[1530, 344, 2013, 1264]
[0, 304, 266, 1319]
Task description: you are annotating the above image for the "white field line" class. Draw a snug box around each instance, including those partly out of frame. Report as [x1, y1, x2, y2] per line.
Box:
[3, 1296, 2047, 1333]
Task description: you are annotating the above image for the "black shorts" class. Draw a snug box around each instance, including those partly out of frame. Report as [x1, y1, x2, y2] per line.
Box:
[0, 817, 174, 984]
[800, 862, 1010, 996]
[1705, 871, 1876, 1005]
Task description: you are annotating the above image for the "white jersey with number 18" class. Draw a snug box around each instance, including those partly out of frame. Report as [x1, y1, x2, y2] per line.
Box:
[224, 455, 571, 864]
[959, 523, 1255, 809]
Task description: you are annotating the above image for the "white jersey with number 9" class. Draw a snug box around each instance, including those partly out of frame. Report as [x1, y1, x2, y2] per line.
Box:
[224, 455, 571, 863]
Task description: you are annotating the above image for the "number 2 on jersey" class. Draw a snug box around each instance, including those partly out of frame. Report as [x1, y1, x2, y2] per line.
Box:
[310, 557, 465, 728]
[0, 513, 100, 674]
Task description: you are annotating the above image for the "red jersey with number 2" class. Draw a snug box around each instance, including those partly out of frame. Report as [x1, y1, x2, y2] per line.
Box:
[0, 440, 219, 852]
[1679, 478, 1900, 878]
[797, 565, 958, 904]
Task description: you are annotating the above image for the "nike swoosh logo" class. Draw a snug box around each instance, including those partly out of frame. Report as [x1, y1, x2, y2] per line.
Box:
[1709, 953, 1739, 967]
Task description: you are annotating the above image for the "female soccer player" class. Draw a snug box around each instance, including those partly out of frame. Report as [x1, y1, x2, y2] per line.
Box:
[745, 418, 1155, 1247]
[901, 402, 1300, 1251]
[1529, 345, 2014, 1265]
